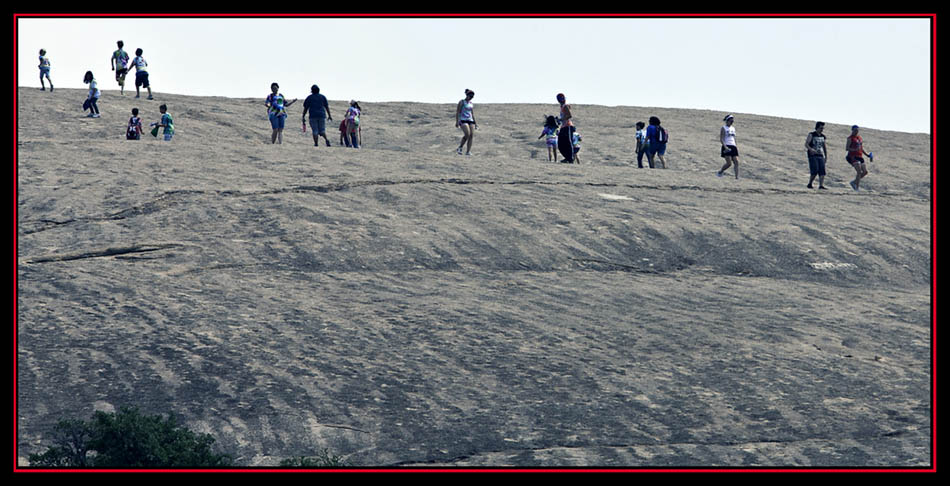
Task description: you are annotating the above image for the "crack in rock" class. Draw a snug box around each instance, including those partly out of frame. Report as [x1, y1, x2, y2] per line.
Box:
[24, 243, 182, 264]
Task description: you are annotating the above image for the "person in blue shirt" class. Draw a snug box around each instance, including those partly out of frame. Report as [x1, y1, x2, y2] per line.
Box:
[645, 116, 667, 169]
[301, 84, 333, 147]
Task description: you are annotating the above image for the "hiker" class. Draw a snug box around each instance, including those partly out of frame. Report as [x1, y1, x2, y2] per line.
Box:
[717, 114, 740, 179]
[301, 84, 333, 147]
[150, 104, 174, 141]
[635, 121, 647, 168]
[126, 108, 143, 140]
[538, 115, 559, 162]
[38, 49, 53, 92]
[456, 89, 477, 155]
[131, 48, 153, 100]
[645, 116, 668, 169]
[344, 101, 362, 149]
[846, 125, 873, 191]
[556, 93, 577, 163]
[111, 40, 130, 95]
[805, 121, 828, 189]
[82, 71, 100, 118]
[264, 83, 297, 144]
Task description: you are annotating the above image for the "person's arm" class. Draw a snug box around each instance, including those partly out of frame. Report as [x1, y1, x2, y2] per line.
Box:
[301, 99, 309, 120]
[111, 54, 116, 71]
[324, 98, 332, 121]
[805, 133, 814, 154]
[456, 100, 463, 126]
[720, 126, 727, 147]
[286, 98, 297, 108]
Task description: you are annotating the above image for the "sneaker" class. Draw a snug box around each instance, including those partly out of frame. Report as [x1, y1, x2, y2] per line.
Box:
[465, 152, 473, 156]
[716, 171, 723, 178]
[147, 95, 154, 100]
[849, 181, 858, 191]
[50, 85, 54, 92]
[807, 183, 813, 189]
[819, 185, 827, 190]
[325, 140, 331, 147]
[456, 148, 463, 155]
[135, 94, 140, 99]
[40, 87, 45, 91]
[92, 113, 100, 118]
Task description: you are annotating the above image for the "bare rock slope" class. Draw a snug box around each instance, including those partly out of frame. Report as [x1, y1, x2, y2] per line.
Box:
[16, 87, 932, 467]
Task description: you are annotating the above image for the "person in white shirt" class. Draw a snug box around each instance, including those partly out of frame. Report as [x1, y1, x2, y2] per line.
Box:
[634, 121, 647, 168]
[131, 48, 153, 100]
[717, 114, 739, 179]
[82, 71, 101, 118]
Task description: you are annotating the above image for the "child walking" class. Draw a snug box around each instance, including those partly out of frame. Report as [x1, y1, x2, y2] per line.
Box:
[38, 49, 53, 92]
[150, 104, 174, 141]
[126, 108, 143, 140]
[538, 115, 560, 162]
[344, 101, 362, 149]
[82, 71, 100, 118]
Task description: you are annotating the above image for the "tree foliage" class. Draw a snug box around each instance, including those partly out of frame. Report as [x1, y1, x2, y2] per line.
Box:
[28, 406, 233, 468]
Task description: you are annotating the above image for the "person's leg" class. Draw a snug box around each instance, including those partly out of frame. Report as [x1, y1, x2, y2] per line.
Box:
[647, 150, 656, 169]
[731, 156, 739, 179]
[458, 123, 472, 152]
[40, 71, 46, 90]
[465, 124, 474, 154]
[91, 98, 99, 115]
[657, 153, 666, 169]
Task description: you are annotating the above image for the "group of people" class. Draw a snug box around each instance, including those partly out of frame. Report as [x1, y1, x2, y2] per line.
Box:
[36, 46, 874, 190]
[264, 83, 363, 148]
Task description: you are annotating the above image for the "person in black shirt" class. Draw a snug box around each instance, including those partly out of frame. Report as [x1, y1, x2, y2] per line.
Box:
[805, 121, 828, 189]
[302, 85, 333, 147]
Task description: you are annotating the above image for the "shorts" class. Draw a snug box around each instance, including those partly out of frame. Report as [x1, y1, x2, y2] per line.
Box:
[309, 116, 326, 135]
[459, 120, 476, 127]
[163, 132, 174, 141]
[546, 138, 558, 148]
[721, 145, 739, 158]
[269, 113, 286, 130]
[39, 67, 50, 77]
[648, 142, 667, 156]
[135, 71, 149, 88]
[808, 155, 826, 176]
[116, 68, 128, 82]
[847, 155, 865, 166]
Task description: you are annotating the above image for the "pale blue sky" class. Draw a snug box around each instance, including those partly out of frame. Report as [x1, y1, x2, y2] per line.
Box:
[17, 16, 932, 133]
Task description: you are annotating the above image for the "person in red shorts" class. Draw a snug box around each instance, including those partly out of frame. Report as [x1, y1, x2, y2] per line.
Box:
[845, 125, 872, 191]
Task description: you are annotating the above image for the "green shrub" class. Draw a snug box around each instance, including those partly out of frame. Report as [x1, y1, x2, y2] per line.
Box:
[279, 449, 350, 468]
[28, 406, 233, 468]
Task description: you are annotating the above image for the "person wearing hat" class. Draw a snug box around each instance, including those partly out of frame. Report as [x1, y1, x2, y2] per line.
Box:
[456, 89, 477, 156]
[717, 114, 740, 179]
[302, 84, 333, 147]
[265, 82, 297, 144]
[845, 125, 872, 191]
[805, 121, 828, 189]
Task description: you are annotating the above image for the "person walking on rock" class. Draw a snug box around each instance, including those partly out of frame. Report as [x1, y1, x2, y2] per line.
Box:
[645, 116, 668, 169]
[131, 48, 153, 100]
[805, 121, 828, 189]
[82, 71, 101, 118]
[556, 93, 577, 163]
[456, 89, 477, 156]
[301, 84, 333, 147]
[717, 114, 740, 179]
[265, 83, 297, 144]
[38, 49, 53, 92]
[111, 40, 130, 95]
[846, 125, 873, 191]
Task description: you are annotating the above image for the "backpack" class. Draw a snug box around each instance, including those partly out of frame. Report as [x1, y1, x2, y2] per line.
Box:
[657, 126, 669, 143]
[126, 116, 141, 140]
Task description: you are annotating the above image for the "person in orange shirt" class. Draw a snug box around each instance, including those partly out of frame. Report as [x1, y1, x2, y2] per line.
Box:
[845, 125, 872, 191]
